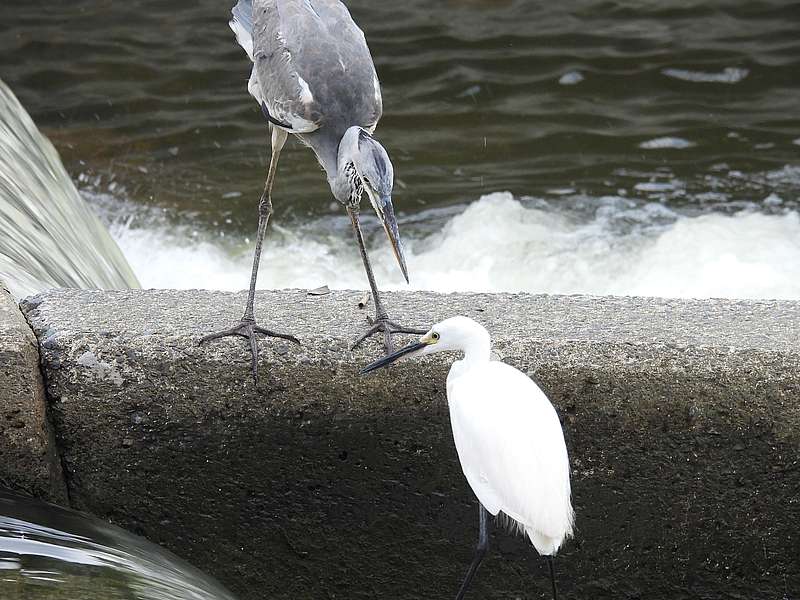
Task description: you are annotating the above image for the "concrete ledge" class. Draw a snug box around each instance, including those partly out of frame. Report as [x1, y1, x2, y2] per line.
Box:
[0, 280, 67, 503]
[17, 289, 800, 598]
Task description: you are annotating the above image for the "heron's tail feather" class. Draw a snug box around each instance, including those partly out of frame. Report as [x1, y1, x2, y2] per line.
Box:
[230, 0, 255, 60]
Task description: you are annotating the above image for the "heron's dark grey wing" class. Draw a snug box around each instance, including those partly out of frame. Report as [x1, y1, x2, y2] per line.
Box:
[248, 0, 383, 134]
[232, 0, 296, 127]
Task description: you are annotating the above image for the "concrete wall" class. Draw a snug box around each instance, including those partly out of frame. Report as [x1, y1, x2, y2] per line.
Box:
[0, 279, 66, 502]
[3, 287, 800, 599]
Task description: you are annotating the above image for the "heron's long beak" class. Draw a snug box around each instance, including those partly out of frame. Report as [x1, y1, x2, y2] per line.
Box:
[360, 341, 427, 375]
[369, 191, 409, 284]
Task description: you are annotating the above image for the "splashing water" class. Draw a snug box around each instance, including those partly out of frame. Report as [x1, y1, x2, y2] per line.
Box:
[2, 74, 798, 302]
[0, 79, 139, 299]
[0, 489, 237, 600]
[105, 190, 800, 301]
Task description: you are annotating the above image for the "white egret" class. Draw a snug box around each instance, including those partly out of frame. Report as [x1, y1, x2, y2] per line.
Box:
[361, 316, 575, 599]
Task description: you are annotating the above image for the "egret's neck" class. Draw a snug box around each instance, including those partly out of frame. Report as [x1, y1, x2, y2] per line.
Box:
[461, 330, 491, 366]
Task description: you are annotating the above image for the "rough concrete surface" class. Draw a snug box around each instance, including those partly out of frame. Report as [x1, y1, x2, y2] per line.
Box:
[0, 279, 66, 503]
[18, 289, 800, 599]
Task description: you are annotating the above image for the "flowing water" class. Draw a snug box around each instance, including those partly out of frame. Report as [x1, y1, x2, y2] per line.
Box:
[0, 80, 139, 299]
[0, 490, 237, 600]
[0, 0, 799, 298]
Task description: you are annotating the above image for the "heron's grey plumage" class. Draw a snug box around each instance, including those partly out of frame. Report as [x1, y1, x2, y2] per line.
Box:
[231, 0, 382, 146]
[209, 0, 419, 377]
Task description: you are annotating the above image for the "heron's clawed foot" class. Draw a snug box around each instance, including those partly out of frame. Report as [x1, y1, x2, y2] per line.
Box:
[199, 318, 300, 383]
[351, 315, 426, 354]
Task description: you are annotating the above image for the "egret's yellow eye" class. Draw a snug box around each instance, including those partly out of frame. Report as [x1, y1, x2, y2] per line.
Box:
[431, 332, 440, 342]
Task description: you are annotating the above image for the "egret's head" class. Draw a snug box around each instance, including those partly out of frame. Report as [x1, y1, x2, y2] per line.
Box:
[335, 126, 408, 283]
[360, 316, 490, 374]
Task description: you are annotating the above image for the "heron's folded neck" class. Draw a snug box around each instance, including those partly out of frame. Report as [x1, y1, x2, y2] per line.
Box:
[301, 129, 342, 188]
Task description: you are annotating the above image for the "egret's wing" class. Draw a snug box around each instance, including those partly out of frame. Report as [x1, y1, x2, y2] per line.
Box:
[232, 0, 382, 133]
[448, 362, 574, 548]
[447, 370, 503, 515]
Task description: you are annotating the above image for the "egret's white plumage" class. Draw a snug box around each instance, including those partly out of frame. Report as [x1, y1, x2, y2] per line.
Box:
[431, 316, 574, 555]
[448, 356, 574, 555]
[361, 315, 575, 598]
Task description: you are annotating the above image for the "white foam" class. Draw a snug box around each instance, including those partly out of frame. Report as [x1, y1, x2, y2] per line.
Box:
[109, 192, 800, 300]
[615, 211, 800, 299]
[662, 67, 749, 84]
[639, 137, 696, 150]
[634, 181, 678, 192]
[558, 71, 584, 85]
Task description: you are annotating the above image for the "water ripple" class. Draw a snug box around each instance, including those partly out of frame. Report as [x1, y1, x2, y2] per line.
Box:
[0, 0, 796, 223]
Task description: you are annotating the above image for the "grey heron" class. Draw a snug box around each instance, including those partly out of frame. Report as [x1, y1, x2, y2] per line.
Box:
[362, 316, 575, 600]
[201, 0, 423, 381]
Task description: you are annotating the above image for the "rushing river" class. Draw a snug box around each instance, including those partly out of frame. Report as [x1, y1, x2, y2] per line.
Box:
[0, 0, 798, 298]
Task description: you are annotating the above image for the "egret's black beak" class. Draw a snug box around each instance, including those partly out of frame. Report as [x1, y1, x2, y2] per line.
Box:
[360, 341, 427, 375]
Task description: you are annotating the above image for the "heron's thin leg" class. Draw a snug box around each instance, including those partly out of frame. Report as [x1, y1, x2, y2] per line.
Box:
[346, 205, 388, 320]
[546, 556, 558, 600]
[243, 126, 288, 320]
[455, 503, 490, 600]
[200, 127, 298, 383]
[346, 206, 426, 353]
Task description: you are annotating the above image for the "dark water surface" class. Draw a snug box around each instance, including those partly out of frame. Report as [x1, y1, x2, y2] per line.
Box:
[1, 0, 798, 230]
[1, 1, 799, 298]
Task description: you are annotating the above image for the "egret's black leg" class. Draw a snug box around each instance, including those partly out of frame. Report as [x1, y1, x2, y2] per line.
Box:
[455, 503, 490, 600]
[199, 127, 299, 383]
[346, 205, 425, 353]
[546, 556, 558, 600]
